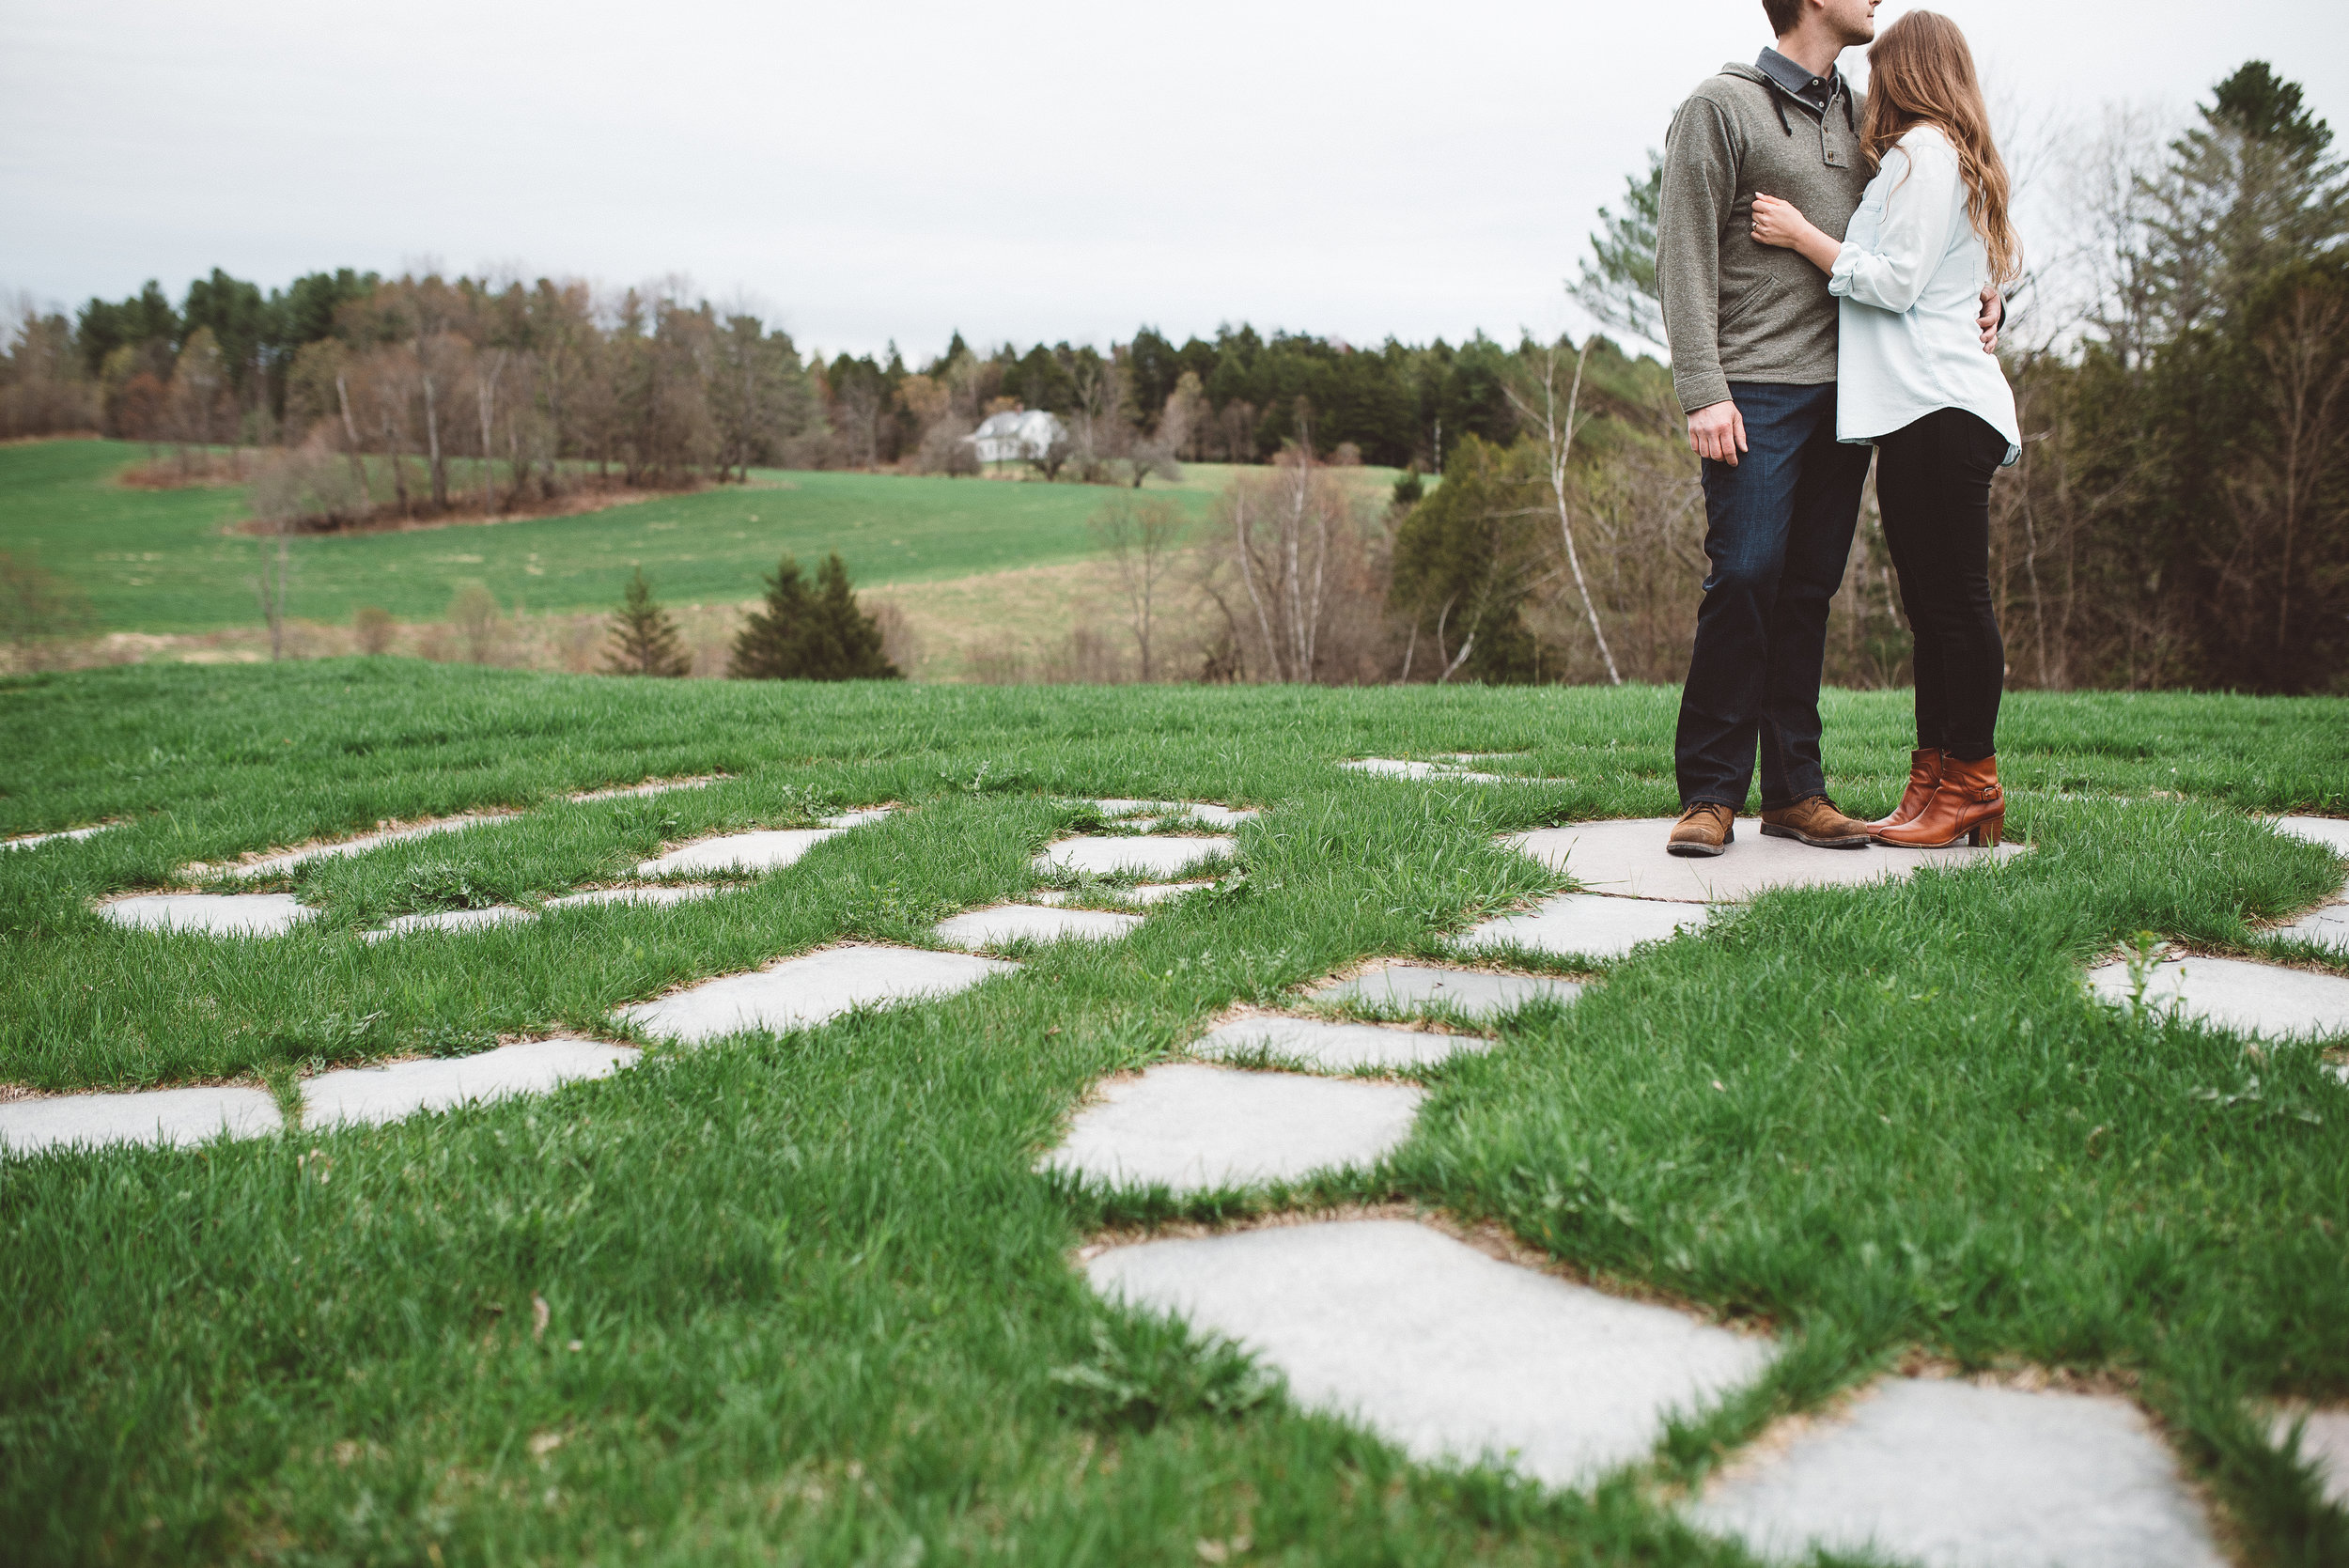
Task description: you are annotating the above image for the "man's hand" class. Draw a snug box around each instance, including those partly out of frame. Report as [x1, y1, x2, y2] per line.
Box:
[1978, 286, 2004, 354]
[1688, 399, 1747, 466]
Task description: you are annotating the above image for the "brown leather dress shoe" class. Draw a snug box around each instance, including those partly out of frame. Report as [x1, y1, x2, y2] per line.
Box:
[1870, 748, 1944, 831]
[1874, 754, 2005, 846]
[1759, 795, 1873, 848]
[1666, 802, 1735, 858]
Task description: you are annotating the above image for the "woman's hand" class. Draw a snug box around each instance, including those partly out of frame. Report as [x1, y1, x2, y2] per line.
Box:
[1750, 194, 1843, 273]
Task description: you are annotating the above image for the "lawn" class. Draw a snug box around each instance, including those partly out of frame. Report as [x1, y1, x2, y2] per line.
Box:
[0, 441, 1380, 635]
[2, 663, 2345, 1563]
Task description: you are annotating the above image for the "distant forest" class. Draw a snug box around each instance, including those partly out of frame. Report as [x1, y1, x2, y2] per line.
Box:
[0, 261, 1545, 484]
[3, 58, 2344, 695]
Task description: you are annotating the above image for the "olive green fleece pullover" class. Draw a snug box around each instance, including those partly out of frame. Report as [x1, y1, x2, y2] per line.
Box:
[1656, 61, 1872, 414]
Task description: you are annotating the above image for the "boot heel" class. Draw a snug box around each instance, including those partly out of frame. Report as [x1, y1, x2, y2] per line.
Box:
[1968, 815, 2004, 847]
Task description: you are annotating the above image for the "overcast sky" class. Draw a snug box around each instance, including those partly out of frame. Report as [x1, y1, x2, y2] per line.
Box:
[4, 0, 2344, 362]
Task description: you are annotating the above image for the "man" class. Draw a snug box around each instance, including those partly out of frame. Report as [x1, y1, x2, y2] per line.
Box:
[1656, 0, 2000, 858]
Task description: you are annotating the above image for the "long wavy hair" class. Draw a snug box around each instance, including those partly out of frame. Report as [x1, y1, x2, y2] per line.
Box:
[1860, 10, 2020, 287]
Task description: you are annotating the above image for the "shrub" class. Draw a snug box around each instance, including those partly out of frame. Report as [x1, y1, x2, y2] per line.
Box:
[0, 551, 98, 671]
[352, 605, 395, 655]
[446, 582, 502, 664]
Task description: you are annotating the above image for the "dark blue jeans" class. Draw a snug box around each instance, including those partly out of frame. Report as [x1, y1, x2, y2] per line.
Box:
[1674, 380, 1873, 813]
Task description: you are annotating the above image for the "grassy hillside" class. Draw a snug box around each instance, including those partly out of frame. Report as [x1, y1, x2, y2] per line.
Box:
[1, 666, 2344, 1562]
[0, 441, 1378, 636]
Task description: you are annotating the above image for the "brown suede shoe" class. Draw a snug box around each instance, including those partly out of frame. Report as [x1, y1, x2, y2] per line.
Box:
[1759, 794, 1873, 849]
[1666, 802, 1735, 858]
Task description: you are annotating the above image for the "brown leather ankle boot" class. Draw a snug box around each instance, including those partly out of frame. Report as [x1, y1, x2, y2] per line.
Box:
[1873, 753, 2004, 847]
[1870, 748, 1944, 831]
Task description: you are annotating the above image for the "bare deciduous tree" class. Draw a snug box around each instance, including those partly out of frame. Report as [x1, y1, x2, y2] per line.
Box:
[1092, 495, 1189, 681]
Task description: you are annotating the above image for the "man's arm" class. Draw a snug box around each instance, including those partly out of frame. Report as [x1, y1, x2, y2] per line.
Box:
[1656, 94, 1748, 464]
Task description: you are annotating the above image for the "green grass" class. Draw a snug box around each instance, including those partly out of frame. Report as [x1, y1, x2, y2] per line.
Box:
[2, 664, 2346, 1563]
[0, 441, 1360, 635]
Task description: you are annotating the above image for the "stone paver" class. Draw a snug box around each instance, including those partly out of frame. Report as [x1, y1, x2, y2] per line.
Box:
[619, 943, 1017, 1044]
[99, 893, 319, 938]
[2271, 902, 2349, 955]
[360, 906, 534, 941]
[2273, 1406, 2349, 1510]
[1037, 835, 1236, 877]
[231, 815, 508, 877]
[543, 884, 724, 910]
[1458, 892, 1710, 960]
[568, 775, 723, 802]
[1035, 881, 1212, 908]
[637, 827, 842, 876]
[5, 823, 115, 850]
[2275, 815, 2349, 856]
[1088, 1219, 1774, 1485]
[1342, 757, 1514, 784]
[1312, 963, 1581, 1020]
[0, 1083, 283, 1156]
[1090, 800, 1257, 828]
[1194, 1016, 1488, 1071]
[1043, 1064, 1423, 1192]
[934, 904, 1143, 949]
[302, 1038, 640, 1127]
[1688, 1377, 2224, 1568]
[2088, 953, 2349, 1040]
[1510, 817, 2019, 904]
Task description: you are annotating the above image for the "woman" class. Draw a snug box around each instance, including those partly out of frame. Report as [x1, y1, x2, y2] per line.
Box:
[1749, 9, 2021, 848]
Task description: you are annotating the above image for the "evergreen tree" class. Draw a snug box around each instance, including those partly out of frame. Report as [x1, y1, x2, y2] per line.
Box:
[602, 567, 692, 676]
[728, 552, 899, 680]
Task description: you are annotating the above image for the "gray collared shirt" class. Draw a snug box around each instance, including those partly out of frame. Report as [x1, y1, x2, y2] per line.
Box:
[1756, 46, 1841, 116]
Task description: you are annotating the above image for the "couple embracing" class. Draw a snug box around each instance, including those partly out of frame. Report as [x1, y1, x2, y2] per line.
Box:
[1658, 0, 2021, 860]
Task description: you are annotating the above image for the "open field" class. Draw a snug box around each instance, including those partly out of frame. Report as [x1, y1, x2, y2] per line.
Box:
[3, 664, 2346, 1563]
[0, 440, 1395, 641]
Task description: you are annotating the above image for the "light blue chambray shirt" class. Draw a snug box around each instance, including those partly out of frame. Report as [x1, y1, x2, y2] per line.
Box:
[1828, 125, 2021, 464]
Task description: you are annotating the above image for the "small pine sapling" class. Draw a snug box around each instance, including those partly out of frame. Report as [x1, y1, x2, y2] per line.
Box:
[603, 567, 692, 676]
[729, 552, 900, 680]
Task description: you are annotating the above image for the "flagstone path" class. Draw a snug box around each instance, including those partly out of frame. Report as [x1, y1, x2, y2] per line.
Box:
[1687, 1377, 2227, 1567]
[1341, 757, 1517, 784]
[226, 813, 514, 877]
[21, 777, 2349, 1557]
[1045, 802, 2322, 1563]
[567, 775, 723, 803]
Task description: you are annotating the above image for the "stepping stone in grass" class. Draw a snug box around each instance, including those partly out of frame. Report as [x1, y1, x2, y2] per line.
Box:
[1311, 963, 1582, 1021]
[2087, 953, 2349, 1040]
[5, 823, 116, 850]
[1509, 818, 2019, 904]
[934, 904, 1143, 949]
[1042, 1063, 1423, 1192]
[0, 1083, 282, 1157]
[2270, 902, 2349, 956]
[1086, 1219, 1774, 1486]
[2271, 1406, 2349, 1510]
[543, 884, 723, 910]
[301, 1038, 640, 1128]
[1457, 892, 1710, 961]
[1037, 835, 1236, 877]
[1342, 757, 1515, 784]
[568, 775, 723, 803]
[619, 943, 1017, 1045]
[99, 893, 319, 938]
[634, 810, 891, 877]
[360, 906, 535, 941]
[1194, 1016, 1490, 1072]
[1687, 1377, 2224, 1568]
[1035, 882, 1213, 908]
[229, 814, 509, 877]
[2275, 815, 2349, 857]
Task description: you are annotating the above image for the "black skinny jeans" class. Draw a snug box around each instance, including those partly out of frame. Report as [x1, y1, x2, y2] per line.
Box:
[1874, 407, 2010, 762]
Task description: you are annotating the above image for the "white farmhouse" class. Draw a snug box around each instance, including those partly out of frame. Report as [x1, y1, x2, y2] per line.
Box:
[967, 409, 1066, 465]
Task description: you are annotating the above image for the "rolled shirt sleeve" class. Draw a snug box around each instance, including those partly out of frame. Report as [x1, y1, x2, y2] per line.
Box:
[1829, 140, 1962, 315]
